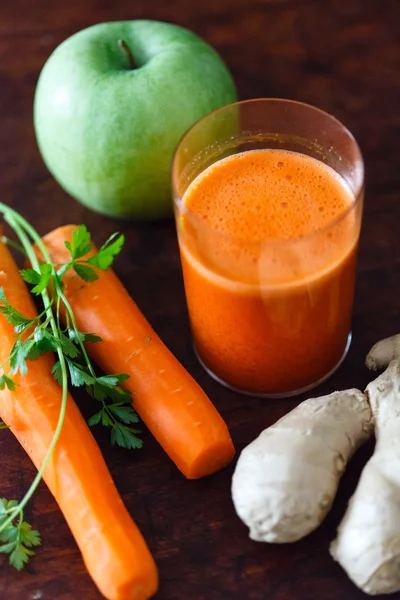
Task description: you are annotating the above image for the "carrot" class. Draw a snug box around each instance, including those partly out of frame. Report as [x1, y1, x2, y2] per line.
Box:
[0, 237, 158, 600]
[40, 224, 235, 479]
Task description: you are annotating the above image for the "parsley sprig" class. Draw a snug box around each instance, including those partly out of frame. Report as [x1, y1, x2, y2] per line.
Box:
[0, 500, 41, 570]
[0, 223, 141, 449]
[0, 206, 141, 570]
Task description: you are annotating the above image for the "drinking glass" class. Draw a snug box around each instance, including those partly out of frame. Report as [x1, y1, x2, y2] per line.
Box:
[171, 99, 364, 397]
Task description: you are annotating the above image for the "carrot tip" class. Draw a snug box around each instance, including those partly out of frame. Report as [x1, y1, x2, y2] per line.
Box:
[184, 440, 235, 479]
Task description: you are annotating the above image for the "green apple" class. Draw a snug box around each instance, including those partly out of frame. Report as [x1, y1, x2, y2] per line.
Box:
[34, 20, 237, 219]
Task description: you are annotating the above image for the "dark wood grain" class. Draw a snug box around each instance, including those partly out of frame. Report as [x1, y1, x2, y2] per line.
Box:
[0, 0, 399, 598]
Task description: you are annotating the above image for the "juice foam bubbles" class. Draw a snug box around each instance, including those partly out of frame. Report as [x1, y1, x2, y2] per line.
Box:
[183, 149, 353, 240]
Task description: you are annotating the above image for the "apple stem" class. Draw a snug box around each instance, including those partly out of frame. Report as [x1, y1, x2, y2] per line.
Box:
[118, 39, 136, 69]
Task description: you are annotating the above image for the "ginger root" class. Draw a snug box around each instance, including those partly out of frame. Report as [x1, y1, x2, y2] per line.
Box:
[331, 359, 400, 595]
[366, 334, 400, 371]
[231, 334, 400, 595]
[231, 389, 373, 543]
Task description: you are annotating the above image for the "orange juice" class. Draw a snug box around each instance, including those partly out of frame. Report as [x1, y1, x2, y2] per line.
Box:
[178, 148, 360, 395]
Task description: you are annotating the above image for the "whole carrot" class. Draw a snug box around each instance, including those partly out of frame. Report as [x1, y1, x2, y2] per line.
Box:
[40, 224, 235, 479]
[0, 237, 158, 600]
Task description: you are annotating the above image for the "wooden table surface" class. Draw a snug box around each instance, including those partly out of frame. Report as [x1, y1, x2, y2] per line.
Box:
[1, 0, 400, 598]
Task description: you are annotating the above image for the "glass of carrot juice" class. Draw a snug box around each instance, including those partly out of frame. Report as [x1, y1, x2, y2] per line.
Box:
[172, 99, 364, 397]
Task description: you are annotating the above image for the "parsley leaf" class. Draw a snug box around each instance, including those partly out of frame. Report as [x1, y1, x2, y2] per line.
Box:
[0, 288, 35, 333]
[67, 330, 102, 344]
[20, 264, 52, 295]
[73, 263, 98, 282]
[59, 333, 79, 358]
[88, 406, 142, 449]
[87, 233, 125, 270]
[58, 228, 124, 282]
[108, 403, 140, 424]
[19, 268, 41, 285]
[92, 379, 131, 403]
[33, 329, 58, 354]
[0, 500, 17, 515]
[87, 411, 102, 427]
[64, 225, 92, 260]
[0, 374, 15, 392]
[18, 522, 41, 548]
[51, 361, 63, 385]
[66, 359, 95, 387]
[0, 500, 40, 570]
[9, 340, 30, 376]
[100, 410, 114, 427]
[86, 374, 141, 449]
[96, 373, 130, 386]
[111, 422, 143, 450]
